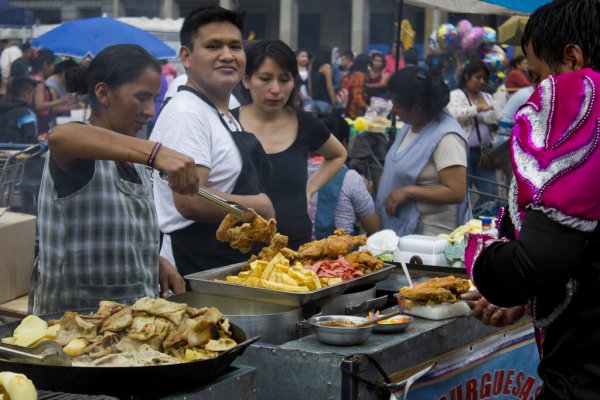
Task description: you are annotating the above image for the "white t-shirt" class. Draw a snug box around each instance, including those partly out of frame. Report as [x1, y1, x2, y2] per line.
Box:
[163, 74, 241, 109]
[149, 88, 243, 234]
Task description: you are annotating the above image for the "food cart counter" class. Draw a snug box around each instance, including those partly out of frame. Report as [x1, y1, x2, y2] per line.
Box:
[238, 310, 502, 400]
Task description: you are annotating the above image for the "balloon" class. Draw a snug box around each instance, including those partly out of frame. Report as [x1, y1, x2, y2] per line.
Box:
[457, 19, 473, 39]
[482, 26, 497, 49]
[482, 45, 506, 71]
[436, 23, 459, 51]
[462, 27, 484, 53]
[428, 30, 440, 53]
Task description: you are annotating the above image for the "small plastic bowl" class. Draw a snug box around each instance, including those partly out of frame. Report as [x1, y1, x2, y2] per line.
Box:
[372, 314, 413, 333]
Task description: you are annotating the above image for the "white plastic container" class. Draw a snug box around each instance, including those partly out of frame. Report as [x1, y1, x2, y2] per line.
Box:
[395, 250, 449, 267]
[397, 234, 449, 254]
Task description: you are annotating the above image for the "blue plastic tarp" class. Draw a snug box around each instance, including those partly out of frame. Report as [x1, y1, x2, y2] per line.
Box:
[0, 0, 33, 27]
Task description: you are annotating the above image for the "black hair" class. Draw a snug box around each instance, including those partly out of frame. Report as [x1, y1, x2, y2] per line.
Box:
[509, 55, 526, 69]
[20, 42, 31, 52]
[52, 59, 78, 75]
[7, 77, 36, 100]
[521, 0, 600, 72]
[319, 113, 350, 145]
[295, 48, 311, 58]
[350, 53, 370, 73]
[456, 60, 490, 89]
[245, 40, 299, 108]
[369, 52, 387, 70]
[312, 45, 332, 71]
[65, 44, 160, 114]
[403, 47, 419, 65]
[180, 6, 245, 51]
[30, 48, 55, 75]
[387, 66, 450, 121]
[340, 50, 354, 61]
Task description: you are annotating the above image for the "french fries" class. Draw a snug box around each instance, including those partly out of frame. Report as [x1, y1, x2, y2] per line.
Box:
[219, 253, 341, 292]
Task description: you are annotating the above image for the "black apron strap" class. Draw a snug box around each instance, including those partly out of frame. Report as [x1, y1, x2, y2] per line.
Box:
[169, 86, 271, 272]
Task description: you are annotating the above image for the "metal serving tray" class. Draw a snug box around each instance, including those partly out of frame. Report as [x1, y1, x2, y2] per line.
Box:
[185, 263, 397, 307]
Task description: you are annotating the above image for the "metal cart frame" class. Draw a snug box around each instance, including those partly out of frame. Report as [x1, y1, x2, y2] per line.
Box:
[0, 143, 42, 211]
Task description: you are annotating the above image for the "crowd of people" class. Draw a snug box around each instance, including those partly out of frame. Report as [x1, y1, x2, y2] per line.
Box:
[2, 1, 600, 397]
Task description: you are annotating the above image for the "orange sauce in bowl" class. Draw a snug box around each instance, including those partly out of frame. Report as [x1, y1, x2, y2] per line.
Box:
[378, 317, 411, 325]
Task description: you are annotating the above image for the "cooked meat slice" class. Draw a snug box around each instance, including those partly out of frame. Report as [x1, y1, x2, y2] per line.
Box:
[100, 307, 133, 333]
[187, 320, 219, 347]
[96, 301, 126, 318]
[132, 297, 187, 325]
[115, 336, 145, 353]
[55, 312, 98, 346]
[162, 317, 196, 350]
[84, 331, 120, 359]
[88, 345, 177, 367]
[78, 301, 126, 327]
[193, 307, 222, 324]
[186, 306, 209, 318]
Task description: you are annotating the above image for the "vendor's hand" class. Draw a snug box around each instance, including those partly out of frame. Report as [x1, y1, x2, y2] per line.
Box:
[385, 187, 409, 215]
[158, 256, 186, 298]
[153, 145, 200, 196]
[462, 290, 526, 327]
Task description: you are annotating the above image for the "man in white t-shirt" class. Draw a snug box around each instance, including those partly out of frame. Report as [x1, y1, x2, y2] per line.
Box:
[150, 6, 274, 276]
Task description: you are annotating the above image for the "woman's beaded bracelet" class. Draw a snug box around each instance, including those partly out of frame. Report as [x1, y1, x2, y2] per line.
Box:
[147, 141, 162, 168]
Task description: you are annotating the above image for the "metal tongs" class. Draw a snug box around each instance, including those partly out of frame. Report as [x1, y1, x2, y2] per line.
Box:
[0, 341, 72, 366]
[159, 172, 256, 222]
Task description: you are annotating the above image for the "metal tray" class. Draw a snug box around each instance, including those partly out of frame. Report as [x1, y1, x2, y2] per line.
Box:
[185, 263, 397, 307]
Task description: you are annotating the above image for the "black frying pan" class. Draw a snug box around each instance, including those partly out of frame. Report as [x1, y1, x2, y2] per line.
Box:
[0, 310, 259, 398]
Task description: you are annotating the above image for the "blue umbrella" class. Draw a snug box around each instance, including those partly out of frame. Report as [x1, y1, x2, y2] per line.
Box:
[32, 17, 176, 59]
[482, 0, 550, 13]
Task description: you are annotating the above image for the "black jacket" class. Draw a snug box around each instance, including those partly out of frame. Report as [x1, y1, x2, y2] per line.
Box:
[0, 99, 38, 144]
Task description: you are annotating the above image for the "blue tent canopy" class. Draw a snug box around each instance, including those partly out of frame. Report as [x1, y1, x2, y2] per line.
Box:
[482, 0, 550, 14]
[0, 0, 33, 28]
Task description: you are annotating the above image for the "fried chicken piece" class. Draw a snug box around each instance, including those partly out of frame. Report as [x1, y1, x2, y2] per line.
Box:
[344, 250, 384, 272]
[296, 229, 367, 264]
[243, 233, 289, 269]
[399, 286, 457, 306]
[399, 276, 471, 306]
[216, 212, 277, 253]
[420, 276, 471, 295]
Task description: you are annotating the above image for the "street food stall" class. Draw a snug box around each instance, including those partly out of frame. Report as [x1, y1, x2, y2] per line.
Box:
[0, 219, 539, 399]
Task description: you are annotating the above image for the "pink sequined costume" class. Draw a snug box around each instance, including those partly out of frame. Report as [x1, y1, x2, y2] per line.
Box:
[464, 69, 600, 399]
